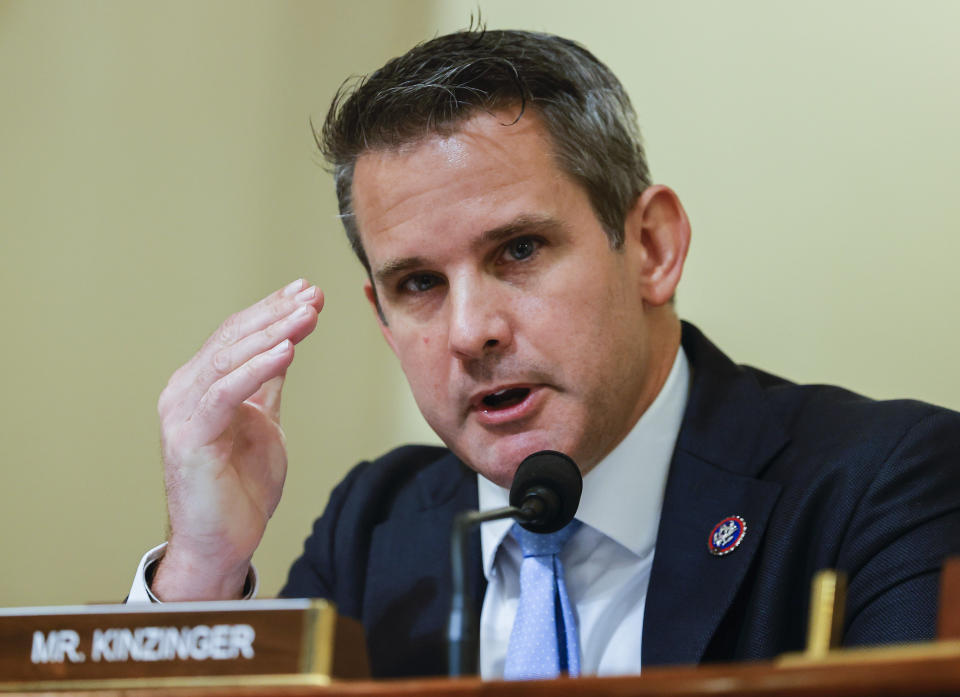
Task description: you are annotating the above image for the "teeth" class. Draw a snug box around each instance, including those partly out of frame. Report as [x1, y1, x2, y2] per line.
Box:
[481, 387, 530, 409]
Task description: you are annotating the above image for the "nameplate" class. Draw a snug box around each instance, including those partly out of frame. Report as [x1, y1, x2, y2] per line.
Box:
[0, 598, 345, 687]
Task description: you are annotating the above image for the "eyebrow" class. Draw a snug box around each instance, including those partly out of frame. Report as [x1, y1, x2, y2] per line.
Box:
[373, 215, 564, 286]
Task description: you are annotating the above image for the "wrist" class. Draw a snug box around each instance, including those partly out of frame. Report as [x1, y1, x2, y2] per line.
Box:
[152, 542, 252, 601]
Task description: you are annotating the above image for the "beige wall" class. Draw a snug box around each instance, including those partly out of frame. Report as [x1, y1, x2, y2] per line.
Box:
[1, 1, 958, 607]
[433, 0, 960, 406]
[0, 0, 438, 606]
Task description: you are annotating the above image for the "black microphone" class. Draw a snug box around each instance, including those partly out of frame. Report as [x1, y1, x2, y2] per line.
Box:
[446, 450, 583, 677]
[510, 450, 583, 533]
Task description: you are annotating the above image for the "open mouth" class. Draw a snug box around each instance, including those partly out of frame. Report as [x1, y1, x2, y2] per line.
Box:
[481, 387, 531, 410]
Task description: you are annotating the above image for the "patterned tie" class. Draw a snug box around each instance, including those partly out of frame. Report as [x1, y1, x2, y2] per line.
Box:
[503, 519, 583, 680]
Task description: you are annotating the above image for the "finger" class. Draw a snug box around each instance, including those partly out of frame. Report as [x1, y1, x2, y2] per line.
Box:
[213, 304, 318, 381]
[179, 339, 294, 448]
[159, 281, 323, 420]
[199, 281, 324, 355]
[175, 302, 318, 419]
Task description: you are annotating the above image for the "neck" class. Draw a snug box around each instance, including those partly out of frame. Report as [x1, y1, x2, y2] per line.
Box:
[582, 308, 682, 477]
[644, 308, 683, 400]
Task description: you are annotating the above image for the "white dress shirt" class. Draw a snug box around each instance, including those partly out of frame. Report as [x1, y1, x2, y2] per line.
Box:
[130, 348, 689, 679]
[127, 543, 260, 602]
[477, 347, 689, 678]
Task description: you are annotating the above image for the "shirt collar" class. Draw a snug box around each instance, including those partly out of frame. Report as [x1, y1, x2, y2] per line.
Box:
[478, 346, 690, 578]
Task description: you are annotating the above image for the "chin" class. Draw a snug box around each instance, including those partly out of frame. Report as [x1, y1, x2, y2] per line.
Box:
[461, 431, 572, 488]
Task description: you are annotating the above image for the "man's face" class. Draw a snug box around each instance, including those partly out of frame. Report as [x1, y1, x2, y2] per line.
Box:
[351, 111, 670, 487]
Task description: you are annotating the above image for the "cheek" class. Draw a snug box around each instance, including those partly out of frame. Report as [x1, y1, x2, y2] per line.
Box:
[394, 330, 449, 399]
[532, 271, 640, 378]
[525, 271, 623, 341]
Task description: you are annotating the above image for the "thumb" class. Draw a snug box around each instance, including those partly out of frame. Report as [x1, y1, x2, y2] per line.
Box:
[249, 374, 285, 422]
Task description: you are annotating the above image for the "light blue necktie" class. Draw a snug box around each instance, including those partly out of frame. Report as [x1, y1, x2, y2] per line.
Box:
[503, 519, 582, 680]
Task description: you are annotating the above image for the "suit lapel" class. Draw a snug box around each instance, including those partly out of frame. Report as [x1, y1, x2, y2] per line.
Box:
[364, 452, 485, 676]
[642, 323, 787, 666]
[413, 452, 488, 615]
[642, 449, 782, 664]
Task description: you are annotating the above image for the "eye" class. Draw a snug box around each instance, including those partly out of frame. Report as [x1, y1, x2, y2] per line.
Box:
[501, 236, 541, 262]
[400, 273, 442, 294]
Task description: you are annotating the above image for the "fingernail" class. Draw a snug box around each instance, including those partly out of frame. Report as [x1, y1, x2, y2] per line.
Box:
[294, 286, 316, 303]
[269, 339, 291, 356]
[290, 304, 310, 319]
[283, 278, 305, 296]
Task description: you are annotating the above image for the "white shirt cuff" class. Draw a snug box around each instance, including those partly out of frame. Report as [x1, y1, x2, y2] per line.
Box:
[127, 542, 260, 602]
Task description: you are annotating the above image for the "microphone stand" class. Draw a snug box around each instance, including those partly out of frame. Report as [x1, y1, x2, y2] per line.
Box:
[447, 500, 547, 677]
[446, 450, 580, 678]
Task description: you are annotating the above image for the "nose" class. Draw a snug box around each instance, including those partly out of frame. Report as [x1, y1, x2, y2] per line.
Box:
[447, 275, 513, 361]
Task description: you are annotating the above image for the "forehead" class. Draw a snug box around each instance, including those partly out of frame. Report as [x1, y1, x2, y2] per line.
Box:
[350, 110, 572, 259]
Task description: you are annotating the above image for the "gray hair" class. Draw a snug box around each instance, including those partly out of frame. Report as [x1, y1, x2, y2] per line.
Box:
[319, 28, 652, 274]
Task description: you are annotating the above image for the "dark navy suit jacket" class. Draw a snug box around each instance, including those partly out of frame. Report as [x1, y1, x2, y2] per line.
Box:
[281, 323, 960, 677]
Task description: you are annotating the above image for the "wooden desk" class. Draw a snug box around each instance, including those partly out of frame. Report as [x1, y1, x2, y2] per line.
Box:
[6, 640, 960, 697]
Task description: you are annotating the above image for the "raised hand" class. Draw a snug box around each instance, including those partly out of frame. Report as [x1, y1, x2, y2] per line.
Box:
[152, 279, 323, 600]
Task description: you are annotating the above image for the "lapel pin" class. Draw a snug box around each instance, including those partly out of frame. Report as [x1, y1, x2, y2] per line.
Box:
[708, 515, 747, 556]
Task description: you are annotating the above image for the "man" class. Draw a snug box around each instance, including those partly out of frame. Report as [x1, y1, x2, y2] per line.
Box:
[131, 29, 960, 678]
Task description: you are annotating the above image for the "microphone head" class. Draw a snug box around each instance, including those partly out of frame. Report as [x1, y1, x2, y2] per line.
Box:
[509, 450, 582, 533]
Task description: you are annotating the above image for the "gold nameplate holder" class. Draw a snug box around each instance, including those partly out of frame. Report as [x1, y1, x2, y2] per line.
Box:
[0, 598, 368, 691]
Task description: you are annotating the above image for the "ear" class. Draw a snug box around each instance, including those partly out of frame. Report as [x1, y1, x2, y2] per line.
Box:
[623, 185, 691, 306]
[364, 280, 399, 356]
